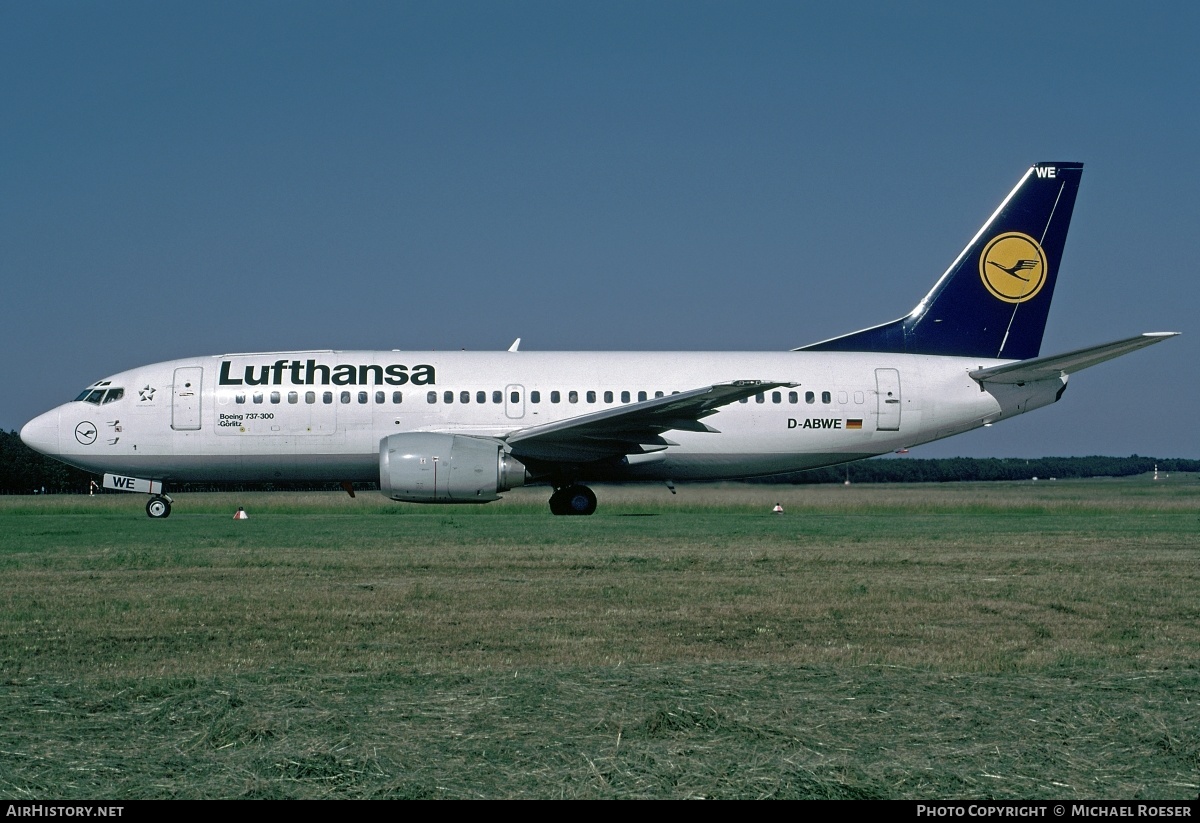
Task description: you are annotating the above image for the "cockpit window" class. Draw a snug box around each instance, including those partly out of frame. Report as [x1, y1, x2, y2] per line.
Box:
[75, 387, 124, 405]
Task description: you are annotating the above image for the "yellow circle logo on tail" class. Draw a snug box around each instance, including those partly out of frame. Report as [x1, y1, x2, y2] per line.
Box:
[979, 232, 1047, 303]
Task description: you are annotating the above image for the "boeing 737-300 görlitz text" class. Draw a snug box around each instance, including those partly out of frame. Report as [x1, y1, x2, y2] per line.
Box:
[20, 162, 1178, 516]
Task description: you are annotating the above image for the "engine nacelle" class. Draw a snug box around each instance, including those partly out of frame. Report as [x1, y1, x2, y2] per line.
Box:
[379, 432, 528, 503]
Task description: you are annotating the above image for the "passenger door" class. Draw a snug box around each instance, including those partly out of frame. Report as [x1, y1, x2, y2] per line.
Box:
[172, 367, 203, 431]
[875, 368, 901, 431]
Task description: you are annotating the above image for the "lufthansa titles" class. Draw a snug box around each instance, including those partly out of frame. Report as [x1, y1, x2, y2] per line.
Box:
[219, 359, 436, 387]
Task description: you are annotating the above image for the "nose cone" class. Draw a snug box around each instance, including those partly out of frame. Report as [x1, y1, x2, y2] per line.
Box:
[20, 408, 62, 457]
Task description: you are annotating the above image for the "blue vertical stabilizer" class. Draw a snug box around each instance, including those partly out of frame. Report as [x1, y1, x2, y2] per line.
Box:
[798, 163, 1083, 360]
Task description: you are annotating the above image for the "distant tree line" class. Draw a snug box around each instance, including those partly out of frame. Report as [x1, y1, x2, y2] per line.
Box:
[751, 455, 1200, 485]
[0, 429, 97, 494]
[2, 429, 1197, 494]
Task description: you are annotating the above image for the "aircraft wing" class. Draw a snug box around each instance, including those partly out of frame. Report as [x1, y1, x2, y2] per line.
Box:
[970, 332, 1179, 385]
[504, 381, 794, 462]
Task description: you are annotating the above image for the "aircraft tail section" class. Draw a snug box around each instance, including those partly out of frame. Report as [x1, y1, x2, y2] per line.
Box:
[799, 162, 1083, 360]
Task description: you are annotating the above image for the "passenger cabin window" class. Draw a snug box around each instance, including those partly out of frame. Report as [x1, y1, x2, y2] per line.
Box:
[270, 391, 280, 404]
[288, 391, 298, 404]
[621, 391, 631, 403]
[427, 391, 437, 404]
[638, 391, 647, 402]
[306, 391, 316, 404]
[340, 391, 351, 404]
[604, 391, 613, 403]
[375, 391, 385, 404]
[755, 393, 765, 404]
[772, 391, 781, 404]
[392, 391, 403, 404]
[568, 390, 578, 403]
[805, 391, 815, 404]
[443, 391, 453, 404]
[358, 391, 368, 404]
[531, 391, 541, 403]
[253, 393, 264, 404]
[655, 391, 664, 398]
[492, 390, 502, 403]
[323, 391, 333, 404]
[551, 391, 561, 403]
[510, 390, 519, 404]
[788, 391, 798, 403]
[822, 391, 832, 404]
[476, 391, 486, 404]
[236, 393, 246, 404]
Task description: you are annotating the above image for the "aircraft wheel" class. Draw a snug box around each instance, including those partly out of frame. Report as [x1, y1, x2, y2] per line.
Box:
[146, 496, 171, 519]
[563, 484, 597, 516]
[549, 485, 597, 515]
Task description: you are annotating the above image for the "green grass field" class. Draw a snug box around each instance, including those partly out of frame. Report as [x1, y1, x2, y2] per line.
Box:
[1, 478, 1197, 799]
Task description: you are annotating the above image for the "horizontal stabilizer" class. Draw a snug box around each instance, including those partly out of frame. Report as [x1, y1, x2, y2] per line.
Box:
[970, 333, 1179, 385]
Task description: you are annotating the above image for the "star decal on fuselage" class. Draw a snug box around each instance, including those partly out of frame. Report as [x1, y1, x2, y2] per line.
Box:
[139, 386, 156, 401]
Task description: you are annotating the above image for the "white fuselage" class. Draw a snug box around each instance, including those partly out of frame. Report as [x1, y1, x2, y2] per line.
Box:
[20, 349, 1065, 486]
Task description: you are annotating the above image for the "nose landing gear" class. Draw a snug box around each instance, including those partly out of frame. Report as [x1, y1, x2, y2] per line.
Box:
[146, 495, 173, 518]
[548, 484, 597, 516]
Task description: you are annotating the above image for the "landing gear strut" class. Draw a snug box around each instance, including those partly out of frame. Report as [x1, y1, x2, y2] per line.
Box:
[548, 484, 597, 516]
[146, 495, 173, 519]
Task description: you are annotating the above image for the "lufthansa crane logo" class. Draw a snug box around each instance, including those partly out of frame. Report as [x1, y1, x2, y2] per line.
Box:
[979, 232, 1047, 303]
[75, 421, 98, 446]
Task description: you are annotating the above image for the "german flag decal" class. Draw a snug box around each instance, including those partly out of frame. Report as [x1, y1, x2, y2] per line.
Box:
[846, 419, 863, 430]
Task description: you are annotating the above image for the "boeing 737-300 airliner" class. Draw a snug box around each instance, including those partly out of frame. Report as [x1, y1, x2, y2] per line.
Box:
[20, 162, 1178, 516]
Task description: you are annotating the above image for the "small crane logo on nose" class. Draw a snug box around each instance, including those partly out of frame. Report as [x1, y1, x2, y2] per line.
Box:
[75, 422, 97, 445]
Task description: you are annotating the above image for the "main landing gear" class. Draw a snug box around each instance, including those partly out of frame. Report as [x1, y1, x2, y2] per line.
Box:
[146, 495, 173, 519]
[548, 484, 597, 516]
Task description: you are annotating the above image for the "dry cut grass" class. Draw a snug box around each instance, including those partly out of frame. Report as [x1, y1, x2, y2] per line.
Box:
[0, 478, 1196, 798]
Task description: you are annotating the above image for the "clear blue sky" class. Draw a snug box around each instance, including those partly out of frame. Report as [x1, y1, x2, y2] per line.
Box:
[3, 2, 1196, 458]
